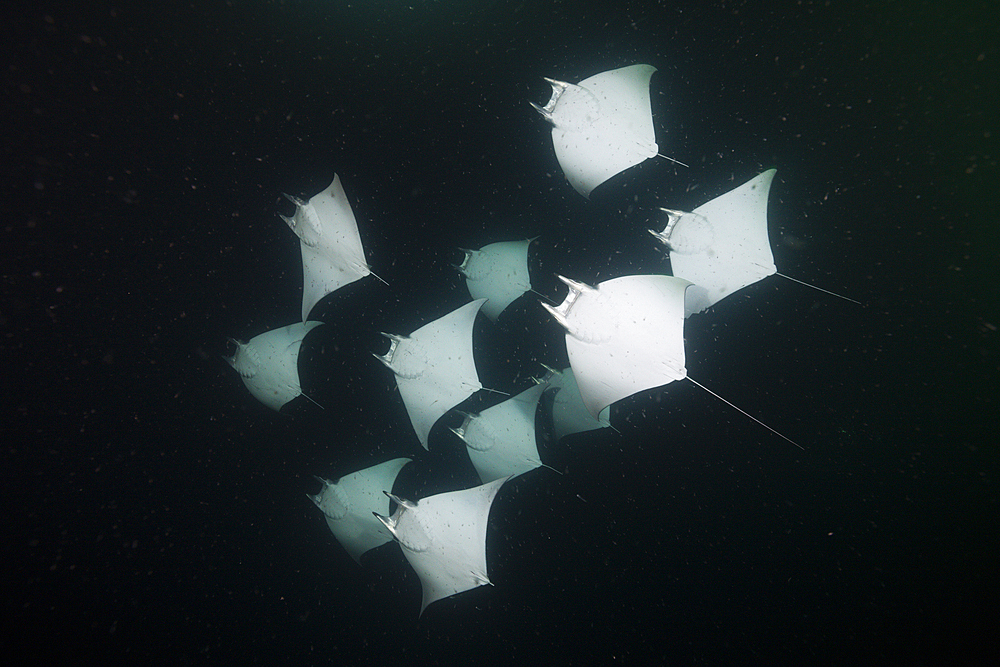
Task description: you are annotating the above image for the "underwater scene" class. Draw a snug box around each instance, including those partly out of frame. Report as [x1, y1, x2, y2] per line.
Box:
[5, 0, 997, 664]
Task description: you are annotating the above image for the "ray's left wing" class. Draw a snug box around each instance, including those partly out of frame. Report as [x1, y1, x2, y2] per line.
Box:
[451, 382, 548, 483]
[457, 239, 534, 321]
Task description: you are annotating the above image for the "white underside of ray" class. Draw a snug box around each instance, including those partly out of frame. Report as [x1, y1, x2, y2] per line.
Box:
[309, 458, 411, 563]
[374, 477, 508, 616]
[542, 275, 689, 418]
[452, 382, 548, 483]
[226, 321, 322, 411]
[375, 299, 485, 448]
[539, 366, 611, 441]
[282, 174, 372, 321]
[654, 169, 778, 315]
[458, 239, 533, 321]
[533, 64, 659, 198]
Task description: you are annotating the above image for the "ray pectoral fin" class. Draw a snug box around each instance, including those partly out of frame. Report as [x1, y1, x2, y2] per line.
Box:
[662, 170, 778, 312]
[461, 383, 548, 483]
[547, 275, 689, 418]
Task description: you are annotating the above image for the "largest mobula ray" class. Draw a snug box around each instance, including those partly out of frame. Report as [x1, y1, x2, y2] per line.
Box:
[543, 274, 801, 447]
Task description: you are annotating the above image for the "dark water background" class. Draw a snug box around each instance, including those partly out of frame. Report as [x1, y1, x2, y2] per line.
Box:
[4, 0, 997, 664]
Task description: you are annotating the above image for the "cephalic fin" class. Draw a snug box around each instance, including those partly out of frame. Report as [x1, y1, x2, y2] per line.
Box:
[529, 100, 553, 122]
[541, 302, 570, 330]
[384, 490, 417, 510]
[372, 512, 394, 534]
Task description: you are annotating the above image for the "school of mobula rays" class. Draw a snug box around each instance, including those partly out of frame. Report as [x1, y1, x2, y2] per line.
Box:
[225, 64, 857, 616]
